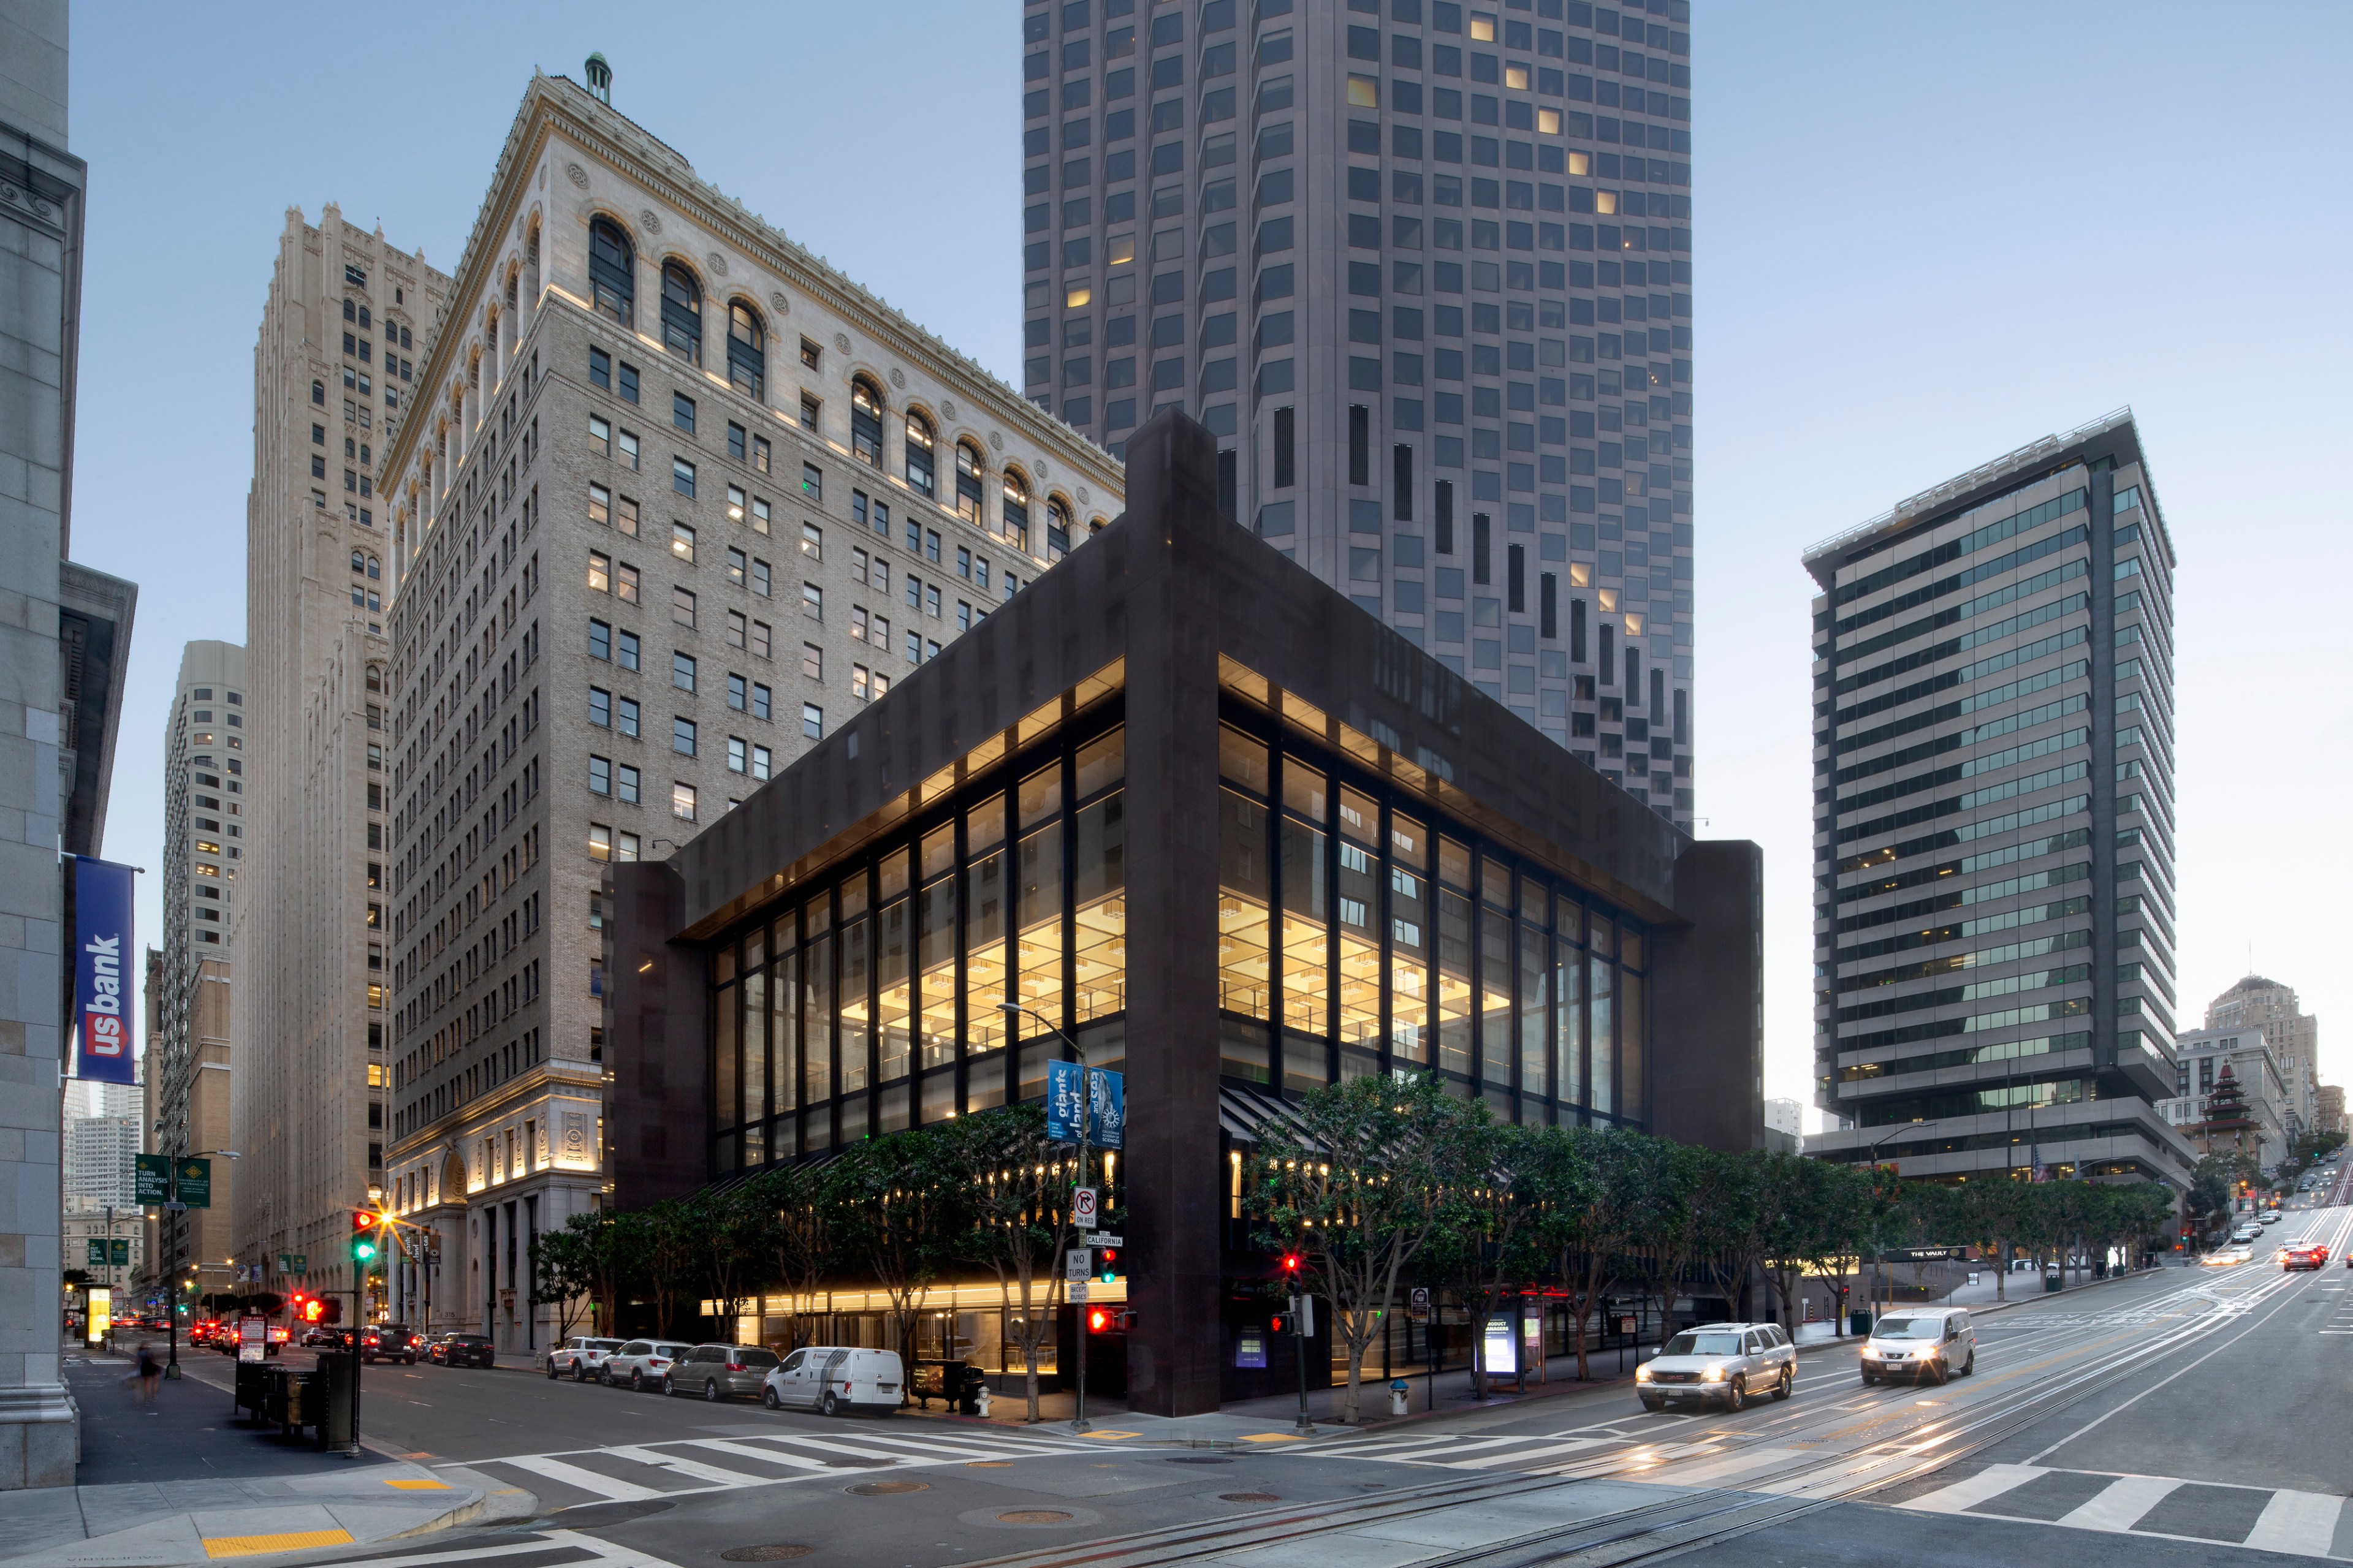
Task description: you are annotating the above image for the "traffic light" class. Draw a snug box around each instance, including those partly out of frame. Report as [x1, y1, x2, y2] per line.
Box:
[1088, 1307, 1111, 1333]
[351, 1210, 379, 1265]
[1097, 1246, 1118, 1284]
[1280, 1251, 1302, 1278]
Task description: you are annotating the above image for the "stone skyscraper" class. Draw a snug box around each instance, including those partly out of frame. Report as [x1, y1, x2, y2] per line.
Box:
[232, 208, 451, 1313]
[1803, 412, 2191, 1187]
[1019, 0, 1693, 824]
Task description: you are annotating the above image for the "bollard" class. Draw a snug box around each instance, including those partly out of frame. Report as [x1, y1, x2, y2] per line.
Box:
[1390, 1378, 1410, 1418]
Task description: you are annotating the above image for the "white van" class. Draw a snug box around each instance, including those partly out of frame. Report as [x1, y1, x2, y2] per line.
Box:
[762, 1346, 905, 1415]
[1860, 1307, 1975, 1385]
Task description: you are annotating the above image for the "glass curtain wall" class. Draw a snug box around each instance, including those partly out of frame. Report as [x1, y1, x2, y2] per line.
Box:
[1211, 710, 1651, 1127]
[708, 716, 1127, 1174]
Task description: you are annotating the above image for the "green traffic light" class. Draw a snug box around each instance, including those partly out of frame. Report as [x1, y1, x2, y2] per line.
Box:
[352, 1240, 377, 1263]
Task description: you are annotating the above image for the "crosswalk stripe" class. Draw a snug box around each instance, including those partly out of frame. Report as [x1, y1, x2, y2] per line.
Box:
[824, 1430, 1090, 1460]
[499, 1454, 671, 1502]
[2056, 1474, 2180, 1531]
[1900, 1463, 2048, 1514]
[683, 1437, 838, 1472]
[601, 1444, 781, 1488]
[1439, 1438, 1610, 1471]
[2243, 1488, 2347, 1555]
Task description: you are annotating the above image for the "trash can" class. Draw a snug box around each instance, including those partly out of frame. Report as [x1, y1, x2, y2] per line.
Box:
[1390, 1378, 1411, 1417]
[2043, 1270, 2063, 1293]
[1848, 1309, 1872, 1337]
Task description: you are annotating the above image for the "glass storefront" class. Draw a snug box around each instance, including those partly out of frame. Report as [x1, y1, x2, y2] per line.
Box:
[705, 673, 1651, 1181]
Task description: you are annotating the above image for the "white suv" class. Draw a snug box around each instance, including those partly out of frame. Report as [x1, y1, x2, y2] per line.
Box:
[1860, 1308, 1975, 1385]
[1635, 1322, 1795, 1411]
[547, 1335, 624, 1381]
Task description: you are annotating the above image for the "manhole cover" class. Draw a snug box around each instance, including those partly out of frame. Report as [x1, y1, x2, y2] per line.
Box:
[722, 1550, 814, 1563]
[848, 1480, 930, 1496]
[1221, 1493, 1282, 1503]
[995, 1510, 1075, 1524]
[1166, 1455, 1232, 1464]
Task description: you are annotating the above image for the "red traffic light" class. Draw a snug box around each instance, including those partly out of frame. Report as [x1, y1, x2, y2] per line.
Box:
[1280, 1252, 1302, 1275]
[352, 1210, 378, 1234]
[1088, 1308, 1111, 1333]
[1098, 1248, 1117, 1266]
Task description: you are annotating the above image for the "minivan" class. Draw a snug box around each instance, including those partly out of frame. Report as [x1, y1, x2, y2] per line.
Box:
[664, 1343, 780, 1401]
[762, 1346, 905, 1415]
[1860, 1307, 1975, 1385]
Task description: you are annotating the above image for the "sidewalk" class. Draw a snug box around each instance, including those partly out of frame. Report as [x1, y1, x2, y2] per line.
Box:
[0, 1352, 499, 1566]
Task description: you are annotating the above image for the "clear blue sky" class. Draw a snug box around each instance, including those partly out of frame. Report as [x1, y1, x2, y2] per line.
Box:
[68, 3, 2353, 1116]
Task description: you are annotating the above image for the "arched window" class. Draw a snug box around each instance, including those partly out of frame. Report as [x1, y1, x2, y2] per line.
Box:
[1047, 499, 1072, 562]
[726, 301, 764, 399]
[660, 260, 702, 365]
[1003, 471, 1032, 552]
[904, 411, 936, 498]
[850, 379, 886, 468]
[312, 381, 326, 406]
[588, 217, 634, 326]
[955, 442, 986, 525]
[351, 549, 367, 575]
[366, 665, 384, 693]
[367, 555, 381, 581]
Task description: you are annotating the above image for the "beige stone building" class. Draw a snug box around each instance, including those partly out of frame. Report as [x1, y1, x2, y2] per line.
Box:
[2204, 975, 2319, 1140]
[375, 67, 1123, 1351]
[145, 641, 246, 1303]
[231, 208, 451, 1317]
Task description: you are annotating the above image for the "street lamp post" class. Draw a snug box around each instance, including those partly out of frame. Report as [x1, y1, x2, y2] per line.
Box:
[999, 1002, 1095, 1435]
[1860, 1122, 1936, 1322]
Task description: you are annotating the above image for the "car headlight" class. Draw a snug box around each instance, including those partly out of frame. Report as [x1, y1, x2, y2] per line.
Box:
[1701, 1365, 1725, 1382]
[1635, 1365, 1652, 1382]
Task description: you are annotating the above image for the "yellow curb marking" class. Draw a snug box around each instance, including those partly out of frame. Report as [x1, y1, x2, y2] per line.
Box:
[203, 1529, 354, 1558]
[384, 1477, 450, 1490]
[1082, 1429, 1141, 1440]
[1241, 1433, 1306, 1442]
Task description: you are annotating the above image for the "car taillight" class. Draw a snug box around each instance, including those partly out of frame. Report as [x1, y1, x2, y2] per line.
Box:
[728, 1362, 745, 1371]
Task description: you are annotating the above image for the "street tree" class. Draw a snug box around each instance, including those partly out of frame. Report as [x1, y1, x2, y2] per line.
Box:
[530, 1220, 598, 1342]
[1247, 1072, 1483, 1422]
[1547, 1124, 1651, 1380]
[937, 1104, 1081, 1423]
[748, 1161, 837, 1354]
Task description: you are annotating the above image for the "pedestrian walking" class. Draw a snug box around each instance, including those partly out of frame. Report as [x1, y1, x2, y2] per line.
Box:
[132, 1340, 164, 1406]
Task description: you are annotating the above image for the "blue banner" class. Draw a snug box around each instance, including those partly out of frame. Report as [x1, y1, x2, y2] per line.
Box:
[1045, 1061, 1126, 1150]
[73, 857, 136, 1085]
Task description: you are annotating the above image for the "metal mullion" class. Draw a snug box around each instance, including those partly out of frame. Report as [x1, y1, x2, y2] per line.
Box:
[1377, 792, 1394, 1079]
[1265, 743, 1286, 1085]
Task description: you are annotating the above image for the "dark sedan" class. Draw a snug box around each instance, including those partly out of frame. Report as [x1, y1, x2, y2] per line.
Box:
[437, 1333, 495, 1368]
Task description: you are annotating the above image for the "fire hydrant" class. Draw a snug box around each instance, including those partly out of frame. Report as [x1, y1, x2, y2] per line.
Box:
[1390, 1378, 1411, 1417]
[974, 1385, 994, 1418]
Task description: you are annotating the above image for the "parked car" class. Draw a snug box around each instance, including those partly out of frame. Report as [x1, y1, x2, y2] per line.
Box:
[1859, 1308, 1975, 1385]
[663, 1343, 780, 1402]
[301, 1326, 340, 1348]
[601, 1339, 694, 1391]
[439, 1333, 495, 1368]
[547, 1336, 626, 1382]
[1634, 1322, 1795, 1411]
[762, 1346, 906, 1416]
[2232, 1224, 2264, 1243]
[362, 1324, 420, 1365]
[2260, 1209, 2284, 1225]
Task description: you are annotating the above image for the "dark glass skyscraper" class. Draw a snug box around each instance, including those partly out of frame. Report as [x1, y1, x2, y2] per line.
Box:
[1019, 0, 1694, 827]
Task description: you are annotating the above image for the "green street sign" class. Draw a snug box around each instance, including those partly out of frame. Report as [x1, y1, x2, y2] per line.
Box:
[175, 1159, 212, 1210]
[110, 1238, 128, 1267]
[86, 1239, 104, 1267]
[134, 1154, 173, 1205]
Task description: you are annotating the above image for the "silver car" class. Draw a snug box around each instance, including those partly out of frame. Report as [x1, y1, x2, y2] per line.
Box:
[601, 1339, 694, 1390]
[1636, 1321, 1796, 1411]
[1860, 1307, 1975, 1385]
[663, 1342, 780, 1401]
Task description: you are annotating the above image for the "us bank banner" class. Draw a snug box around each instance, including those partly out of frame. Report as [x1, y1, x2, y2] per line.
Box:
[73, 856, 136, 1085]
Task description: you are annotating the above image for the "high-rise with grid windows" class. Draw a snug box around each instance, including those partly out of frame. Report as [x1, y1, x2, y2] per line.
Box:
[1802, 412, 2192, 1189]
[1019, 0, 1694, 826]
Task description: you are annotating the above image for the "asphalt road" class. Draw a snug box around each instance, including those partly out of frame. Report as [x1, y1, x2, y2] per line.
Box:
[241, 1203, 2353, 1568]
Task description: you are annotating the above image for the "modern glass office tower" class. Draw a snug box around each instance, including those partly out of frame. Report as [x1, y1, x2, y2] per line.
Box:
[1017, 0, 1694, 825]
[1802, 411, 2193, 1188]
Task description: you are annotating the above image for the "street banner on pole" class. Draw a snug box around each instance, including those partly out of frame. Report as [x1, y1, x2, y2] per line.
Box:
[134, 1154, 173, 1205]
[72, 857, 136, 1085]
[175, 1158, 212, 1209]
[1046, 1061, 1127, 1149]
